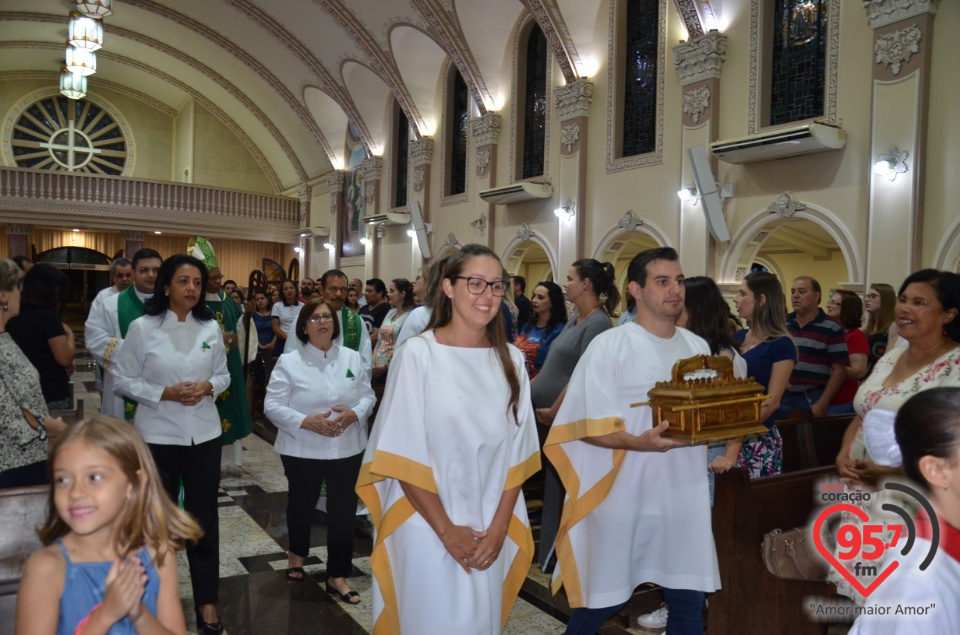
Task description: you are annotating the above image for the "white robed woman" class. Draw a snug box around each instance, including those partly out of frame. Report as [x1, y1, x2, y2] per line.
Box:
[357, 244, 541, 635]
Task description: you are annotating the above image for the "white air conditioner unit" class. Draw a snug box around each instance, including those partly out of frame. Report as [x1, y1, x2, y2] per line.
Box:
[362, 211, 410, 225]
[710, 123, 846, 164]
[479, 182, 553, 205]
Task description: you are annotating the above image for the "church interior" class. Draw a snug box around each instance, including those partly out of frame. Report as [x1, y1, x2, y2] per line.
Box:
[1, 0, 957, 633]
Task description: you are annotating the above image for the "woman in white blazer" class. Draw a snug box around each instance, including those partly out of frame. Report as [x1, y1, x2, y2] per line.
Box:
[113, 253, 230, 633]
[265, 298, 375, 603]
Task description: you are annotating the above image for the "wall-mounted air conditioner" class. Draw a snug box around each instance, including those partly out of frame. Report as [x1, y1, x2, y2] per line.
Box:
[362, 211, 410, 225]
[710, 123, 846, 164]
[479, 182, 552, 205]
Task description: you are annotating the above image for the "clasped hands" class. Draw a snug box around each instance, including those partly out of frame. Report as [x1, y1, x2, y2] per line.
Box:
[440, 524, 506, 574]
[97, 556, 147, 627]
[161, 381, 212, 406]
[302, 407, 357, 437]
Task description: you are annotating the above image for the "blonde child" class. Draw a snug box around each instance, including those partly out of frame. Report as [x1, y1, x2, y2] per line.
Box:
[15, 416, 202, 635]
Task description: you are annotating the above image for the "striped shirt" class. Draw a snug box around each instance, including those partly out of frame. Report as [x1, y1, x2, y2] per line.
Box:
[786, 309, 849, 391]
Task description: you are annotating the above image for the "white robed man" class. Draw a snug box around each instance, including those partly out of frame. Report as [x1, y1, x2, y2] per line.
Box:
[84, 248, 162, 418]
[544, 247, 720, 634]
[89, 257, 133, 393]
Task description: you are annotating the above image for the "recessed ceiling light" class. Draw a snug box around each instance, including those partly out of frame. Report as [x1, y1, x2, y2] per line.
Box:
[154, 230, 162, 234]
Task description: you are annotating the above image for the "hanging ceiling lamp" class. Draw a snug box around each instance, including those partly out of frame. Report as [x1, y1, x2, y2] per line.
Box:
[60, 69, 88, 100]
[68, 12, 104, 51]
[65, 46, 97, 76]
[74, 0, 113, 19]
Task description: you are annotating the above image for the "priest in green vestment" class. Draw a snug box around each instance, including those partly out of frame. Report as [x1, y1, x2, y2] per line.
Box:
[189, 237, 252, 445]
[319, 269, 372, 369]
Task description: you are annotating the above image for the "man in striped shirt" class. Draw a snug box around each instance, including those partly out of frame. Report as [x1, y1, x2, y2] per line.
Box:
[782, 276, 849, 417]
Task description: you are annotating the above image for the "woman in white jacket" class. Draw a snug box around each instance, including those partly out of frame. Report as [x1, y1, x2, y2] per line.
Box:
[113, 253, 230, 633]
[265, 298, 375, 602]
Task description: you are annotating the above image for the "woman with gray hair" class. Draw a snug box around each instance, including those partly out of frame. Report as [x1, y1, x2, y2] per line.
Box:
[0, 259, 66, 487]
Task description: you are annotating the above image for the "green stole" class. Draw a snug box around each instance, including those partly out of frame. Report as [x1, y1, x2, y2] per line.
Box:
[208, 291, 252, 444]
[340, 306, 362, 351]
[117, 286, 146, 421]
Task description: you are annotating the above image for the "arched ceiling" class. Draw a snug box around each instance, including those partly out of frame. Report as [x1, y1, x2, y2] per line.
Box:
[0, 0, 709, 194]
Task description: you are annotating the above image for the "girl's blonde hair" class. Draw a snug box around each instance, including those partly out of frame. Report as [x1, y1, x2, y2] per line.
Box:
[38, 416, 202, 565]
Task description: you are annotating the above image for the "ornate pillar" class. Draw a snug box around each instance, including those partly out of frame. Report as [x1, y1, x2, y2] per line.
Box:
[121, 230, 144, 259]
[297, 184, 312, 277]
[326, 171, 345, 270]
[5, 224, 32, 260]
[361, 158, 382, 275]
[553, 79, 594, 262]
[672, 31, 727, 278]
[864, 0, 938, 283]
[409, 138, 434, 263]
[471, 113, 502, 248]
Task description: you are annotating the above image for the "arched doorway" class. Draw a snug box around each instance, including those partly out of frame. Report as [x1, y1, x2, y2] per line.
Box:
[593, 213, 671, 313]
[35, 246, 112, 311]
[501, 226, 558, 285]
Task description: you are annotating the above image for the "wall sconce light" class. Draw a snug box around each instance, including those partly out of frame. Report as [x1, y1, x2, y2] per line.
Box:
[293, 246, 303, 254]
[406, 229, 416, 238]
[677, 186, 699, 204]
[470, 214, 487, 232]
[375, 224, 385, 239]
[873, 147, 909, 181]
[554, 200, 576, 221]
[323, 241, 335, 251]
[360, 236, 372, 247]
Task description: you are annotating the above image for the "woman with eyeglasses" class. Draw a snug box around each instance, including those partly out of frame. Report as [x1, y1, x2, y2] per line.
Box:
[826, 289, 869, 415]
[358, 244, 539, 633]
[265, 298, 374, 601]
[863, 282, 899, 376]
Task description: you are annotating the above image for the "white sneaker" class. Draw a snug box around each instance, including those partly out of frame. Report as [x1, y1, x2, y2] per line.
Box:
[637, 604, 669, 629]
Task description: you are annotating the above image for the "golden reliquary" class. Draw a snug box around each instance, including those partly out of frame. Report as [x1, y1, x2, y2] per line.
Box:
[630, 355, 769, 445]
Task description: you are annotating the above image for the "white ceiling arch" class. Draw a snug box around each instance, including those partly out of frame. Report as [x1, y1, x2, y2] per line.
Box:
[340, 60, 395, 156]
[389, 24, 450, 137]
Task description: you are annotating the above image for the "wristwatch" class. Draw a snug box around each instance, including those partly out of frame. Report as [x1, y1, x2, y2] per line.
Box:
[208, 384, 215, 399]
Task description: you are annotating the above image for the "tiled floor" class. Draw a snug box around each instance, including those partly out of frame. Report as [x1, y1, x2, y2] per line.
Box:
[70, 348, 667, 634]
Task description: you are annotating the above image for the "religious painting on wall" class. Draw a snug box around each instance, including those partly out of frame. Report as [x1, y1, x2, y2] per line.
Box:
[339, 124, 367, 258]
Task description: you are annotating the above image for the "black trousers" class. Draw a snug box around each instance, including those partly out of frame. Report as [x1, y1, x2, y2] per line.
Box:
[149, 437, 221, 606]
[280, 452, 362, 578]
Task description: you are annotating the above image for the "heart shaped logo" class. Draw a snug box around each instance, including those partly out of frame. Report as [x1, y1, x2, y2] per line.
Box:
[812, 503, 900, 597]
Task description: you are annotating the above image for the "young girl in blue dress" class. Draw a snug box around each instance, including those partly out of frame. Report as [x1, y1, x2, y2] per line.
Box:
[16, 416, 201, 634]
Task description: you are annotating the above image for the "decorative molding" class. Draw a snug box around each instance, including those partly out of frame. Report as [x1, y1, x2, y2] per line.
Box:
[327, 171, 344, 215]
[752, 231, 770, 243]
[735, 266, 749, 282]
[5, 224, 33, 235]
[875, 24, 922, 75]
[526, 0, 581, 83]
[863, 0, 939, 29]
[877, 147, 910, 180]
[606, 0, 667, 172]
[748, 0, 840, 134]
[365, 182, 376, 205]
[767, 192, 807, 218]
[442, 233, 463, 250]
[683, 86, 711, 123]
[672, 32, 727, 86]
[560, 123, 581, 153]
[362, 157, 383, 182]
[672, 0, 705, 39]
[120, 231, 146, 241]
[554, 79, 594, 122]
[414, 167, 426, 193]
[409, 138, 435, 168]
[517, 223, 537, 241]
[470, 112, 502, 147]
[476, 148, 491, 178]
[617, 211, 645, 232]
[470, 214, 487, 233]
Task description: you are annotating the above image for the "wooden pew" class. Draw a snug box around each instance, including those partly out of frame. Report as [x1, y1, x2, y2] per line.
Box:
[0, 485, 48, 626]
[709, 467, 839, 635]
[778, 411, 853, 473]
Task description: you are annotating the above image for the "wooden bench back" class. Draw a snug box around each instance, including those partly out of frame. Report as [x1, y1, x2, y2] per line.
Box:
[779, 411, 853, 473]
[0, 485, 49, 624]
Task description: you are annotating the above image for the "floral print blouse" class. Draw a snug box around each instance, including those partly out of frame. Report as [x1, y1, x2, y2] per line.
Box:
[854, 344, 960, 418]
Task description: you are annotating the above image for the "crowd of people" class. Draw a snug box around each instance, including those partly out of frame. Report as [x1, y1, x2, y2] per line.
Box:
[3, 241, 960, 634]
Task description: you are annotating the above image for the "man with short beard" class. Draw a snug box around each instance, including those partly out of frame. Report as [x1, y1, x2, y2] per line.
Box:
[85, 248, 162, 418]
[321, 270, 372, 373]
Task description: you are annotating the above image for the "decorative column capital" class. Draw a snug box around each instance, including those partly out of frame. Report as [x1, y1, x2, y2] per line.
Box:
[863, 0, 939, 29]
[470, 113, 502, 146]
[672, 32, 728, 86]
[326, 170, 345, 191]
[409, 138, 435, 168]
[553, 80, 594, 122]
[120, 230, 145, 241]
[362, 157, 384, 182]
[5, 224, 32, 235]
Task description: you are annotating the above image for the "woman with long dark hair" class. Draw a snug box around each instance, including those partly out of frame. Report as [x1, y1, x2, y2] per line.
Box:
[113, 253, 230, 633]
[863, 282, 899, 375]
[826, 289, 869, 414]
[358, 244, 540, 633]
[515, 281, 568, 378]
[271, 279, 303, 355]
[371, 278, 415, 384]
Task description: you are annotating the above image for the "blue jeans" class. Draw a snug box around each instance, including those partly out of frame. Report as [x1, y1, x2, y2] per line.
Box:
[564, 601, 628, 634]
[663, 588, 706, 634]
[780, 388, 824, 414]
[826, 402, 855, 416]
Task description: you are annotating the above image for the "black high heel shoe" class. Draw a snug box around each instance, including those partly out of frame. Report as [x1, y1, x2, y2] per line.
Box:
[195, 606, 224, 634]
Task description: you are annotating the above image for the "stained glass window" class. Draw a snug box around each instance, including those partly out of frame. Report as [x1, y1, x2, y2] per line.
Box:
[522, 27, 547, 179]
[448, 71, 468, 196]
[622, 0, 659, 157]
[770, 0, 828, 126]
[394, 104, 409, 208]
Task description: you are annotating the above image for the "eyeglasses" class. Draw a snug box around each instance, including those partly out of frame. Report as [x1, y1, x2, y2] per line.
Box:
[308, 314, 334, 324]
[454, 276, 508, 297]
[826, 300, 841, 307]
[865, 293, 879, 300]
